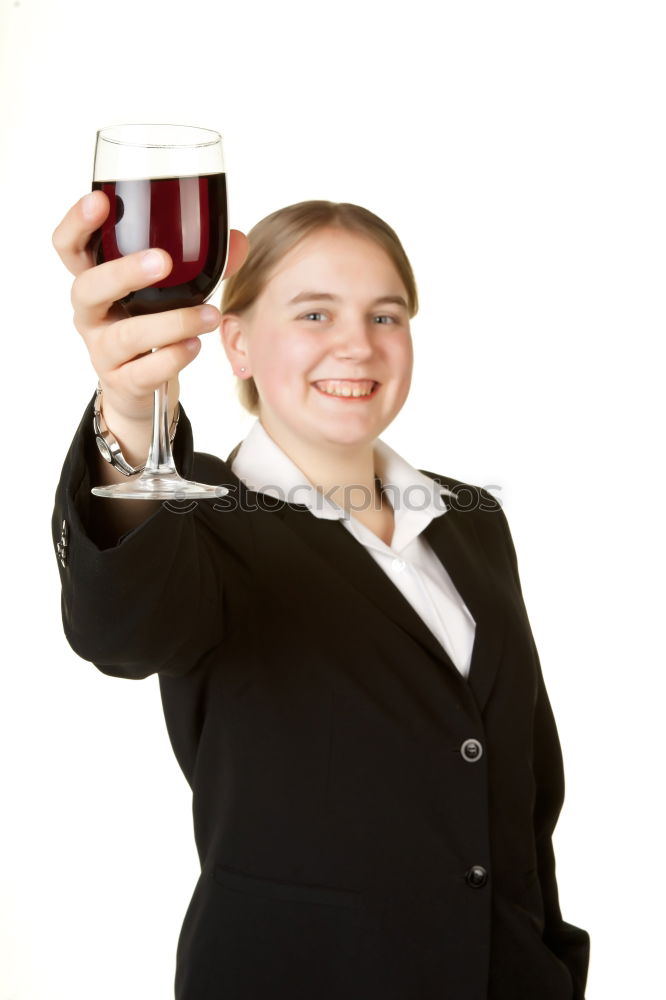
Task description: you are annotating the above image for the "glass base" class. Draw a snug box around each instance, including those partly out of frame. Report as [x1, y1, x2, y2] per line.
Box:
[91, 470, 229, 501]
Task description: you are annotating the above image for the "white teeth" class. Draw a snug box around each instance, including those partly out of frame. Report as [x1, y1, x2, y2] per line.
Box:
[315, 380, 376, 398]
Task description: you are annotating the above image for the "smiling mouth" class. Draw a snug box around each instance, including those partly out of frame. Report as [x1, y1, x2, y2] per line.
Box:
[312, 379, 379, 399]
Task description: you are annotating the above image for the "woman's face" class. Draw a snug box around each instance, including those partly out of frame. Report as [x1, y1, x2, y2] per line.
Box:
[222, 226, 414, 456]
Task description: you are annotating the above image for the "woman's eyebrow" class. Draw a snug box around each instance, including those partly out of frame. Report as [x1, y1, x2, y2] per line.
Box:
[288, 291, 408, 308]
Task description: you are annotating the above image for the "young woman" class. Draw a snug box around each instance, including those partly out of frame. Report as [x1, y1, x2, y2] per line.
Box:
[52, 192, 590, 999]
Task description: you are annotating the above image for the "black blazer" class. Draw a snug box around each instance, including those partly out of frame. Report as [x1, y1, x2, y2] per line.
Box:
[53, 398, 590, 1000]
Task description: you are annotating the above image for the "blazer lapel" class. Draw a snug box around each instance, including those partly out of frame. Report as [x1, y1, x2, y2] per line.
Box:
[275, 500, 505, 714]
[423, 509, 506, 713]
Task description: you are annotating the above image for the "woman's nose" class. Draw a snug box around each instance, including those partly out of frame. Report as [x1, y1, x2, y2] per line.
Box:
[333, 319, 374, 359]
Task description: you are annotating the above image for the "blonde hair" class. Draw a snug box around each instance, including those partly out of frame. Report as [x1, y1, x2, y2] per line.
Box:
[221, 200, 419, 416]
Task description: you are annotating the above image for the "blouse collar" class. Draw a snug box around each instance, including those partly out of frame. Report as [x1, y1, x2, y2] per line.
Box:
[230, 419, 455, 550]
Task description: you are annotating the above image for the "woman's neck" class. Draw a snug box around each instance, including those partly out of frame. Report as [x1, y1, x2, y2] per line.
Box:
[259, 416, 381, 517]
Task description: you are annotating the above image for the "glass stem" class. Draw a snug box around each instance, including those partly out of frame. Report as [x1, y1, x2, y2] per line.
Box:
[143, 379, 176, 475]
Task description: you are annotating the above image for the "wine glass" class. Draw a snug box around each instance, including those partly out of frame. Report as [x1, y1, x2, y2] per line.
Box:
[89, 123, 229, 500]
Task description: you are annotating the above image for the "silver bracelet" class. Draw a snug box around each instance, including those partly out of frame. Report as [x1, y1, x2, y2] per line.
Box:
[93, 383, 181, 476]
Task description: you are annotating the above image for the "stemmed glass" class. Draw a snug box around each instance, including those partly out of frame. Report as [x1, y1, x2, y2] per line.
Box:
[89, 123, 229, 499]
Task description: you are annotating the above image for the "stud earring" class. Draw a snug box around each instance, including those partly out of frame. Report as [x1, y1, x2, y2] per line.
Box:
[239, 367, 247, 373]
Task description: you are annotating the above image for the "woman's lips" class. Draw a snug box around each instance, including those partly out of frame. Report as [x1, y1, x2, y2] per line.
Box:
[311, 379, 380, 400]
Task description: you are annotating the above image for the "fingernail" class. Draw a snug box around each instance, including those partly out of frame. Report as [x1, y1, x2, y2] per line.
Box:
[141, 250, 164, 276]
[199, 305, 220, 324]
[185, 337, 201, 352]
[82, 193, 98, 220]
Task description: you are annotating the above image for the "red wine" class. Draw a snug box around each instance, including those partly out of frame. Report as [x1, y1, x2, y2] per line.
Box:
[90, 173, 228, 316]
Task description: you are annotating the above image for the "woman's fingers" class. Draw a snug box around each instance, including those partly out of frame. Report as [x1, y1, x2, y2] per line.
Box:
[56, 192, 248, 320]
[55, 192, 247, 402]
[106, 338, 204, 399]
[54, 194, 248, 285]
[52, 190, 110, 277]
[95, 303, 221, 372]
[71, 247, 175, 328]
[224, 229, 249, 280]
[71, 231, 249, 331]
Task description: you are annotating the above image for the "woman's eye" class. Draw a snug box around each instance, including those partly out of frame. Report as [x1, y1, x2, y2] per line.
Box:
[299, 312, 399, 324]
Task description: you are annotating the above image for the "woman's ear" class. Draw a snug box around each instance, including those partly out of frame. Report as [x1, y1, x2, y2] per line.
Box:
[220, 314, 251, 377]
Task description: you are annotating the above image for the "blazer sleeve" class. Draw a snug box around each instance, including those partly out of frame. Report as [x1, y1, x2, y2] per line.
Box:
[496, 505, 591, 1000]
[51, 394, 237, 680]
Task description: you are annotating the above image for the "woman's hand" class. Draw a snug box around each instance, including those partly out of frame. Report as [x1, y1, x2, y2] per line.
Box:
[52, 189, 249, 464]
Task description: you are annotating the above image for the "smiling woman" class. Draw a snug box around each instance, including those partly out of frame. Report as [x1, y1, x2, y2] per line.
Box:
[220, 200, 419, 418]
[51, 193, 590, 1000]
[220, 221, 416, 519]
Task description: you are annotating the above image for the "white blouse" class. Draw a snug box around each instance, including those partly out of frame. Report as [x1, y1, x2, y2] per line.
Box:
[231, 420, 476, 678]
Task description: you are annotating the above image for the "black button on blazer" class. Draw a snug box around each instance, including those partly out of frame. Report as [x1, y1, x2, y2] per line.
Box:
[53, 397, 591, 1000]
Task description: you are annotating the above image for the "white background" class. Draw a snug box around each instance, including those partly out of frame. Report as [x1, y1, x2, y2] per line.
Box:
[1, 1, 664, 997]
